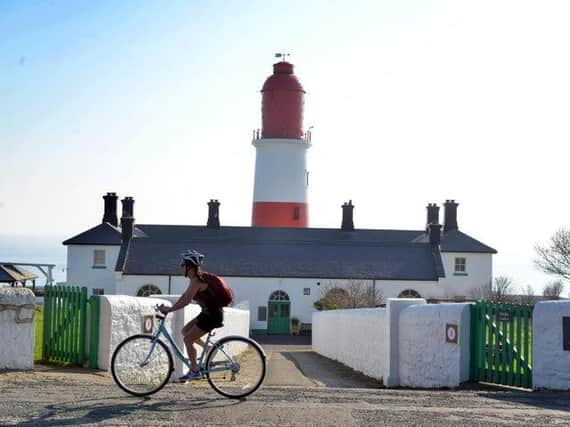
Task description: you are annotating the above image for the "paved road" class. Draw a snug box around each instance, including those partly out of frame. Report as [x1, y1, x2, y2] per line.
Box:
[1, 337, 570, 426]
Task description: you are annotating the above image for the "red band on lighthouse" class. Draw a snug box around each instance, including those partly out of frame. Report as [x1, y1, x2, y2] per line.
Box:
[252, 202, 308, 228]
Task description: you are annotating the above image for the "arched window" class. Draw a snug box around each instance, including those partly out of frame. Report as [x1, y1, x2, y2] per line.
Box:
[269, 290, 290, 301]
[137, 284, 162, 297]
[398, 289, 421, 298]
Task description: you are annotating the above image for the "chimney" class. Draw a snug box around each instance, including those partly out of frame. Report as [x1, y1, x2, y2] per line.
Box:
[102, 192, 118, 226]
[428, 223, 442, 246]
[121, 197, 135, 243]
[207, 199, 220, 228]
[341, 200, 354, 231]
[425, 203, 440, 231]
[443, 199, 459, 233]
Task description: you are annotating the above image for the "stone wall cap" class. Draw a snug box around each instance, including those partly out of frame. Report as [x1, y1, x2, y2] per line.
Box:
[0, 287, 36, 305]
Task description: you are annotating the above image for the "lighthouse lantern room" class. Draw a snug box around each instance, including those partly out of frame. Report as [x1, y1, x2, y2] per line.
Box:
[251, 60, 311, 227]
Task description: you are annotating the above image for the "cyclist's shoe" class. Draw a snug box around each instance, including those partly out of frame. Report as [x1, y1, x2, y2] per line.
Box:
[178, 369, 201, 382]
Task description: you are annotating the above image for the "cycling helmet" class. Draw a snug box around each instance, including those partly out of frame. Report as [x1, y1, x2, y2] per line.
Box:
[181, 249, 204, 267]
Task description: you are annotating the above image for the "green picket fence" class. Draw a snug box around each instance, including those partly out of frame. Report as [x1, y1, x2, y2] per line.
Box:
[470, 301, 533, 389]
[43, 285, 88, 365]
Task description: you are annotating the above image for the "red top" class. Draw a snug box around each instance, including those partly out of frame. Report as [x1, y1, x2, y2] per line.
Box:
[261, 62, 305, 139]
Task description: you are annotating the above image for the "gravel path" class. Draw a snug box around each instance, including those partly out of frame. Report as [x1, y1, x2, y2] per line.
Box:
[1, 368, 570, 426]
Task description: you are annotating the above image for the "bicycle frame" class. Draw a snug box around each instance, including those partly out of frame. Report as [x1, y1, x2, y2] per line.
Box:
[143, 315, 235, 375]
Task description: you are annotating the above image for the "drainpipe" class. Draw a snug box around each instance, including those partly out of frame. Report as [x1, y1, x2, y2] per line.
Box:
[168, 275, 172, 294]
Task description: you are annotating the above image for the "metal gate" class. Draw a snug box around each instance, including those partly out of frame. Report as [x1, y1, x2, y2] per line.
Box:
[43, 285, 88, 364]
[470, 301, 533, 388]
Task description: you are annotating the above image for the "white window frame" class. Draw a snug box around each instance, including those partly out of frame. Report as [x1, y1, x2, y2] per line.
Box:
[93, 249, 106, 268]
[454, 257, 467, 275]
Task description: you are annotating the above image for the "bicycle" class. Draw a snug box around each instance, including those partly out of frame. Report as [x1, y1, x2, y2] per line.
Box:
[111, 305, 267, 399]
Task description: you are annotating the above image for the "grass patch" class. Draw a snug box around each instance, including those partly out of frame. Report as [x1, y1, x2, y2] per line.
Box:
[34, 306, 43, 361]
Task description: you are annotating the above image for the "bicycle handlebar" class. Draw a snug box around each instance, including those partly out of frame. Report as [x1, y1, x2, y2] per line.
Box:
[154, 304, 169, 318]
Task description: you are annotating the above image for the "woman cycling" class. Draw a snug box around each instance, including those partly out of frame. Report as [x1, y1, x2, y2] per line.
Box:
[159, 250, 224, 381]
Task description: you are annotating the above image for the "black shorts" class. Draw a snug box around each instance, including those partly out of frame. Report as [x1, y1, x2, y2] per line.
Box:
[196, 308, 224, 333]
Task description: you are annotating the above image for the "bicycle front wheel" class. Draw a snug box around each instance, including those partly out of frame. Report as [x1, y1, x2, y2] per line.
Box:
[111, 334, 173, 397]
[205, 336, 266, 399]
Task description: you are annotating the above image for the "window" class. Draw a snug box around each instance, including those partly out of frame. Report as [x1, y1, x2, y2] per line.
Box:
[258, 306, 267, 321]
[269, 290, 290, 301]
[93, 288, 105, 295]
[137, 284, 162, 297]
[293, 207, 300, 220]
[93, 250, 106, 268]
[398, 289, 421, 298]
[455, 257, 467, 274]
[303, 288, 311, 296]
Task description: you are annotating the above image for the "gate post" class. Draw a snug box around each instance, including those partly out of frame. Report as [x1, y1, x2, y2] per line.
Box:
[88, 295, 101, 369]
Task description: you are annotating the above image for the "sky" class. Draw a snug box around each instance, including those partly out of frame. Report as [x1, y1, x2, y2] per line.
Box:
[1, 1, 569, 293]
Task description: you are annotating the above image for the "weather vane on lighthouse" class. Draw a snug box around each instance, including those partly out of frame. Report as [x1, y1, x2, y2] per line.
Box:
[275, 52, 290, 61]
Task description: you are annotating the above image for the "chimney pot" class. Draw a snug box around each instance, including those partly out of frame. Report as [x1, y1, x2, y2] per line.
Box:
[341, 200, 354, 231]
[120, 197, 135, 243]
[443, 200, 459, 233]
[207, 199, 221, 228]
[102, 192, 118, 226]
[425, 203, 440, 232]
[428, 223, 442, 246]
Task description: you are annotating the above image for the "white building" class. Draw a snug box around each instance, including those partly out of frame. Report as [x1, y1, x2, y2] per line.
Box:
[63, 193, 496, 335]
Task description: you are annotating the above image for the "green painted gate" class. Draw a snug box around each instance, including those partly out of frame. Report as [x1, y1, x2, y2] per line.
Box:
[470, 301, 533, 388]
[43, 285, 88, 365]
[267, 301, 290, 334]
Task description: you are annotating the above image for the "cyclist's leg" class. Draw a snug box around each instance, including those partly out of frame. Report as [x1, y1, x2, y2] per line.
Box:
[183, 324, 207, 372]
[182, 318, 206, 348]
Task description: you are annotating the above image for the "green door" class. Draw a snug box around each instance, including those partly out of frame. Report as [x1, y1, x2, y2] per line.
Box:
[267, 301, 291, 334]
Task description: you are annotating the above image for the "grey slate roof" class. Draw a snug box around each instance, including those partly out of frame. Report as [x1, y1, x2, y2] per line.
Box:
[440, 230, 497, 254]
[63, 221, 496, 280]
[413, 229, 497, 253]
[62, 223, 146, 246]
[116, 225, 447, 281]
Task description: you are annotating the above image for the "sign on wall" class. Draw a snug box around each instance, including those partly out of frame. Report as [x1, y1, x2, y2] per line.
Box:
[496, 311, 512, 323]
[143, 315, 154, 333]
[564, 317, 570, 351]
[445, 323, 458, 344]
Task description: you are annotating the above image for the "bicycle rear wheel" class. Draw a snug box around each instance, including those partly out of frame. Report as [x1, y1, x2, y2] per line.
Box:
[205, 336, 266, 399]
[111, 334, 173, 397]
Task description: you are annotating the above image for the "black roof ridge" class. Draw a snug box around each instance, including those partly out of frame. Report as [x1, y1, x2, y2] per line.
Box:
[136, 223, 426, 233]
[131, 238, 434, 248]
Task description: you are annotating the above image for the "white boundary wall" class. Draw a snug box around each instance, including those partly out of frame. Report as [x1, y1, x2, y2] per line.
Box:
[312, 308, 388, 380]
[0, 288, 35, 370]
[399, 303, 470, 388]
[97, 295, 249, 379]
[313, 299, 471, 388]
[533, 300, 570, 390]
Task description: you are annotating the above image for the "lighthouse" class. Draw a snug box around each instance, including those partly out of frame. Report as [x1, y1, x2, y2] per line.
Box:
[251, 60, 311, 227]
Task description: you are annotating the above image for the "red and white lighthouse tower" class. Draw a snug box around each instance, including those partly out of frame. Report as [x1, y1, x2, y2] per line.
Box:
[251, 60, 311, 227]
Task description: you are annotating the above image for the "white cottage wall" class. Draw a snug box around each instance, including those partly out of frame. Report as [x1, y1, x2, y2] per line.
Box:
[375, 280, 443, 300]
[229, 277, 322, 331]
[115, 275, 173, 296]
[67, 245, 121, 295]
[439, 252, 492, 299]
